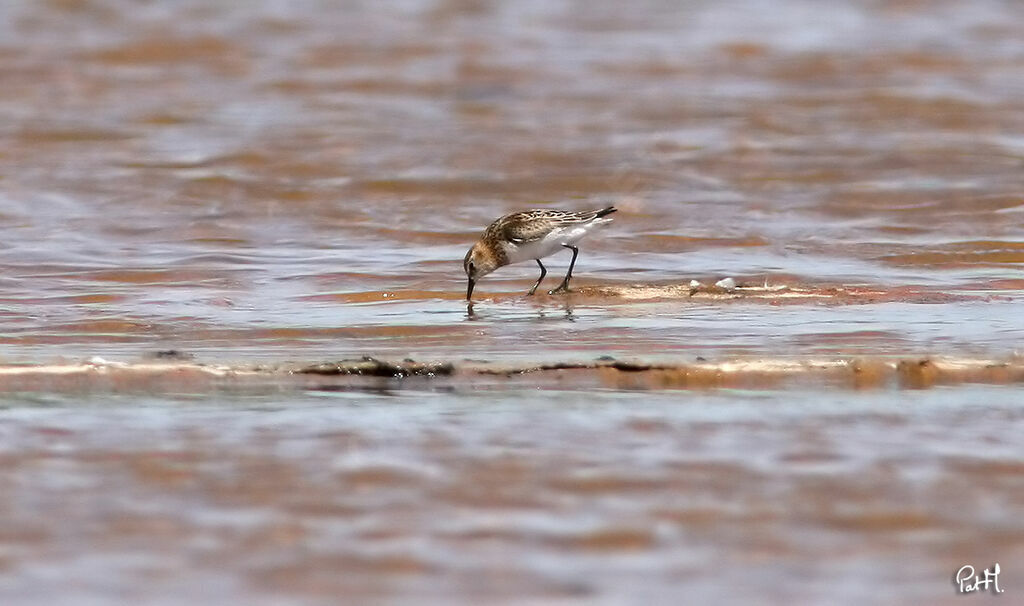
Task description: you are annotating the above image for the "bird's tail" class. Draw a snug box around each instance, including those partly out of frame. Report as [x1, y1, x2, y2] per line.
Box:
[594, 206, 617, 218]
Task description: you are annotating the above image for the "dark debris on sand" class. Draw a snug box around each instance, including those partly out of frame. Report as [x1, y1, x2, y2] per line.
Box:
[295, 356, 454, 378]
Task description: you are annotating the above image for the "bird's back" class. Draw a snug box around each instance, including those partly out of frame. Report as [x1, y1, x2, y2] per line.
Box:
[490, 207, 616, 243]
[492, 207, 616, 264]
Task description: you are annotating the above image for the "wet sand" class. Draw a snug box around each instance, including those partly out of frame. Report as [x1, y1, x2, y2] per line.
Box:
[1, 0, 1024, 604]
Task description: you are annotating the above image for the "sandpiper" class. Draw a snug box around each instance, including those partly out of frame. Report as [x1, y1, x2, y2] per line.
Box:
[463, 206, 617, 300]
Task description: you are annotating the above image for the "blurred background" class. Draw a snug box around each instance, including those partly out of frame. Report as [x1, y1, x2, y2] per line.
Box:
[1, 1, 1023, 605]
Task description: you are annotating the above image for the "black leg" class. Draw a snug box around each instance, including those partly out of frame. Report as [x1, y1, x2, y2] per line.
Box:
[527, 259, 547, 295]
[549, 245, 578, 294]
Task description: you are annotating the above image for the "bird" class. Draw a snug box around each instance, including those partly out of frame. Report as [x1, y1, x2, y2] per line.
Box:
[463, 206, 617, 301]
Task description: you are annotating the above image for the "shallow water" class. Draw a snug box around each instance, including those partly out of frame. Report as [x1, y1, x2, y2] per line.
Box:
[2, 1, 1024, 604]
[1, 0, 1023, 362]
[1, 386, 1023, 605]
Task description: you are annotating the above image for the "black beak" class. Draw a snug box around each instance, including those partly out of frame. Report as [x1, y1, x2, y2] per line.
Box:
[466, 277, 475, 301]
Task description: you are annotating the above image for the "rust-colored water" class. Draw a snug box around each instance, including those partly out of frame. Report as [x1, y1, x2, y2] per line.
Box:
[1, 0, 1023, 603]
[3, 387, 1024, 605]
[1, 0, 1023, 363]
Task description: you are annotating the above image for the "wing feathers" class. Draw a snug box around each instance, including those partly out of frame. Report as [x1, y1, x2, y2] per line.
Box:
[490, 207, 616, 243]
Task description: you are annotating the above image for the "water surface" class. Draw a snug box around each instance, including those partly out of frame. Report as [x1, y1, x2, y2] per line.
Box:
[0, 0, 1022, 362]
[1, 2, 1023, 604]
[1, 386, 1022, 605]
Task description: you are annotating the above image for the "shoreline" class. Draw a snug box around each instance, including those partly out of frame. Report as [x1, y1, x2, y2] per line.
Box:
[1, 354, 1021, 393]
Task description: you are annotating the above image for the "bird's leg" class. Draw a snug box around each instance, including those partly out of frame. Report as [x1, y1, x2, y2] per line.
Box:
[549, 245, 579, 294]
[527, 259, 547, 295]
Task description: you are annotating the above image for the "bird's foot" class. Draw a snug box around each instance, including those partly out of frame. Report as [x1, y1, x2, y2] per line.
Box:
[548, 284, 571, 295]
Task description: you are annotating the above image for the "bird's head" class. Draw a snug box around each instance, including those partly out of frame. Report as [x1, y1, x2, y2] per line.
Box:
[463, 242, 498, 300]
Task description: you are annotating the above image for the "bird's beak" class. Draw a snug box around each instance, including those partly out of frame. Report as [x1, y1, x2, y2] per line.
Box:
[466, 277, 476, 301]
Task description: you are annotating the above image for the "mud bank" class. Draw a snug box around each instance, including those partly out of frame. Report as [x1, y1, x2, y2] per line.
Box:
[567, 280, 992, 305]
[2, 354, 1022, 393]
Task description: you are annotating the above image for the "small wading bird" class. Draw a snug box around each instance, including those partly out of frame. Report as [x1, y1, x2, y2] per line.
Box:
[463, 206, 617, 301]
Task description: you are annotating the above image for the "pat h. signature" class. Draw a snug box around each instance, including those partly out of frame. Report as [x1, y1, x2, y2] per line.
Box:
[955, 563, 1004, 594]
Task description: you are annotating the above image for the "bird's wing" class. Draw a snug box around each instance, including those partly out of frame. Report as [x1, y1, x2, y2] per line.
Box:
[493, 207, 617, 243]
[495, 211, 560, 243]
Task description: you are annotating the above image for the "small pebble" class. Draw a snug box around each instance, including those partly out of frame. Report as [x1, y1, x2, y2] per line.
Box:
[715, 277, 737, 290]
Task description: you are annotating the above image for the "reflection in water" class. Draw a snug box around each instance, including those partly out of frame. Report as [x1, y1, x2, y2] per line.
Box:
[465, 297, 577, 323]
[549, 299, 577, 323]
